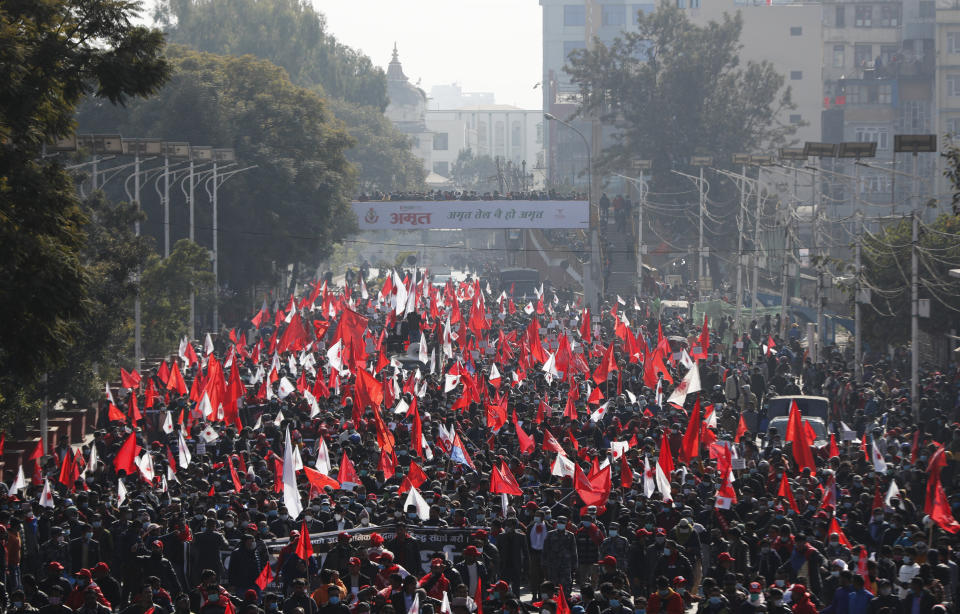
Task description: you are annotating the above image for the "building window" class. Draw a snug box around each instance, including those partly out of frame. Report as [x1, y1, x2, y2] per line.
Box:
[880, 45, 898, 66]
[433, 161, 449, 177]
[919, 1, 935, 18]
[948, 74, 960, 97]
[833, 45, 845, 67]
[790, 26, 802, 36]
[845, 85, 862, 105]
[602, 5, 625, 25]
[563, 5, 586, 26]
[947, 118, 960, 135]
[899, 100, 930, 132]
[855, 6, 872, 27]
[855, 44, 873, 68]
[494, 121, 505, 153]
[949, 32, 960, 54]
[690, 0, 700, 8]
[563, 41, 585, 60]
[676, 0, 686, 9]
[835, 6, 845, 27]
[536, 122, 543, 145]
[632, 4, 655, 23]
[878, 5, 900, 27]
[511, 121, 523, 154]
[478, 121, 488, 149]
[790, 70, 803, 80]
[789, 114, 803, 124]
[878, 83, 892, 104]
[433, 133, 448, 151]
[855, 126, 889, 150]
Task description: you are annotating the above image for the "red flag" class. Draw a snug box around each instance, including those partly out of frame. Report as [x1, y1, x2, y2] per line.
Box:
[592, 342, 618, 385]
[378, 448, 397, 481]
[620, 454, 632, 489]
[254, 563, 274, 590]
[658, 431, 674, 476]
[786, 400, 816, 474]
[107, 403, 126, 422]
[120, 368, 141, 389]
[490, 462, 523, 496]
[227, 456, 243, 492]
[113, 433, 141, 475]
[827, 517, 851, 547]
[556, 586, 571, 614]
[778, 472, 800, 514]
[58, 452, 74, 489]
[579, 308, 591, 344]
[828, 434, 840, 458]
[338, 451, 360, 487]
[295, 519, 313, 560]
[911, 430, 920, 465]
[303, 466, 341, 491]
[474, 578, 484, 614]
[678, 397, 701, 464]
[513, 412, 535, 455]
[931, 478, 960, 533]
[166, 363, 187, 395]
[871, 482, 884, 511]
[734, 414, 748, 443]
[407, 461, 428, 489]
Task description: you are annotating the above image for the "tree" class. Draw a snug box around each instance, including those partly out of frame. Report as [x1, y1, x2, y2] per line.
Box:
[156, 0, 425, 192]
[0, 0, 168, 408]
[564, 3, 795, 246]
[77, 46, 356, 323]
[450, 149, 499, 191]
[141, 239, 215, 358]
[46, 194, 154, 408]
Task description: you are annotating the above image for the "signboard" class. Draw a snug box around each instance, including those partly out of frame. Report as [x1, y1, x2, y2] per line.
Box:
[351, 200, 589, 230]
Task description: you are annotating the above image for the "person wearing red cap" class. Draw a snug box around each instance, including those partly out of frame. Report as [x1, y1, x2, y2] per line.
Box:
[137, 540, 183, 597]
[66, 569, 110, 610]
[91, 562, 121, 608]
[418, 557, 451, 600]
[596, 556, 628, 589]
[342, 556, 371, 597]
[454, 545, 489, 596]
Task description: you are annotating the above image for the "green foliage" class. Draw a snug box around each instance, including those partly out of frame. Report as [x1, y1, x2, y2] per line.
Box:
[859, 212, 960, 348]
[45, 193, 154, 407]
[141, 239, 215, 357]
[563, 2, 794, 246]
[0, 0, 168, 410]
[157, 0, 424, 192]
[77, 46, 357, 314]
[451, 149, 499, 191]
[327, 98, 426, 193]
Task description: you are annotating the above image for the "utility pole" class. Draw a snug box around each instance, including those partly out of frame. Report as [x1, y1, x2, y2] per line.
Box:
[733, 158, 749, 335]
[162, 151, 170, 257]
[814, 162, 823, 364]
[699, 164, 705, 284]
[780, 164, 798, 340]
[751, 165, 763, 323]
[854, 208, 863, 384]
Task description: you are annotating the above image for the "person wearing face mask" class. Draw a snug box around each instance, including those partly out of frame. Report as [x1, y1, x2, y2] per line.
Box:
[496, 518, 528, 598]
[36, 585, 71, 614]
[575, 511, 605, 588]
[323, 506, 354, 533]
[38, 563, 70, 603]
[385, 525, 422, 574]
[68, 524, 101, 574]
[269, 507, 295, 537]
[194, 518, 230, 583]
[527, 513, 547, 600]
[866, 578, 897, 613]
[763, 588, 789, 614]
[541, 517, 577, 596]
[38, 529, 70, 574]
[137, 541, 183, 597]
[598, 588, 632, 614]
[599, 523, 629, 573]
[317, 585, 349, 614]
[8, 589, 36, 614]
[65, 569, 110, 610]
[227, 535, 262, 596]
[282, 578, 318, 614]
[896, 546, 920, 593]
[756, 538, 782, 586]
[652, 541, 692, 594]
[645, 575, 683, 614]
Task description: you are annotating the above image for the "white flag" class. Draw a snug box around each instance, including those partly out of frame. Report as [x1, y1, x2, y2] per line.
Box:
[137, 453, 155, 482]
[277, 377, 295, 399]
[315, 438, 331, 475]
[393, 398, 410, 415]
[655, 462, 673, 502]
[884, 479, 901, 507]
[105, 382, 115, 405]
[198, 392, 213, 419]
[178, 430, 192, 468]
[666, 364, 701, 407]
[440, 593, 452, 614]
[9, 465, 25, 495]
[200, 425, 219, 442]
[292, 445, 304, 471]
[204, 333, 215, 356]
[870, 437, 887, 473]
[274, 408, 285, 427]
[551, 454, 575, 478]
[406, 595, 420, 614]
[117, 478, 128, 507]
[394, 271, 408, 316]
[178, 336, 190, 363]
[161, 411, 174, 434]
[610, 440, 629, 460]
[39, 479, 55, 508]
[418, 332, 429, 365]
[88, 443, 98, 475]
[590, 401, 610, 423]
[402, 486, 431, 521]
[360, 276, 369, 300]
[643, 456, 656, 498]
[282, 427, 303, 519]
[326, 340, 344, 373]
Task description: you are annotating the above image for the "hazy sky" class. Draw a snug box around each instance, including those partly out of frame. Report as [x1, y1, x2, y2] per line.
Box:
[314, 0, 543, 109]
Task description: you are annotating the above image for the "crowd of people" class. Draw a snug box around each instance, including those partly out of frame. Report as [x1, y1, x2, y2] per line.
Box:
[6, 271, 960, 614]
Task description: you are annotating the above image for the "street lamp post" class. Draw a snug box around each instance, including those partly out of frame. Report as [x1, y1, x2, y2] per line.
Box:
[894, 134, 937, 422]
[777, 147, 809, 339]
[672, 158, 712, 297]
[802, 142, 838, 363]
[544, 112, 598, 309]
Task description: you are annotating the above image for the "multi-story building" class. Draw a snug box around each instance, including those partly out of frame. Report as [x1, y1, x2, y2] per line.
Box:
[384, 45, 544, 187]
[935, 0, 960, 204]
[540, 0, 822, 191]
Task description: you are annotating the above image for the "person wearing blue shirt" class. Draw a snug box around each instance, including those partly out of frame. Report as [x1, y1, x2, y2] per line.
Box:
[819, 569, 852, 614]
[845, 575, 872, 614]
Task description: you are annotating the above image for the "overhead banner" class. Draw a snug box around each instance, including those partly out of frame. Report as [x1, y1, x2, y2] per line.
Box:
[351, 200, 589, 230]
